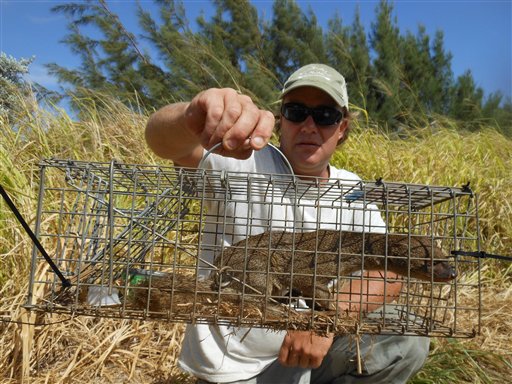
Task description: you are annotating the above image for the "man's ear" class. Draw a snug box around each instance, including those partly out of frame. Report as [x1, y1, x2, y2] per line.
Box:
[338, 120, 349, 141]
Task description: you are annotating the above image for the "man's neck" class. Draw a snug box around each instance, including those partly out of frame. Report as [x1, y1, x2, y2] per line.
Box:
[295, 164, 330, 183]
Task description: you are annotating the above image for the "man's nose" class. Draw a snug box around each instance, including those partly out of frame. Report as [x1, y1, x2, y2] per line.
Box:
[299, 115, 319, 132]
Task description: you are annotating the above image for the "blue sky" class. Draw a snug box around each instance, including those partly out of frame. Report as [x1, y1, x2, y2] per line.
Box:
[1, 0, 511, 101]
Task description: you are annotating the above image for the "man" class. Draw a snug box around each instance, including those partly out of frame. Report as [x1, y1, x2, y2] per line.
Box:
[145, 64, 429, 383]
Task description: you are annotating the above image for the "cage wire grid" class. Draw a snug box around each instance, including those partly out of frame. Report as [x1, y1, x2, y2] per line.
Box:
[25, 158, 481, 337]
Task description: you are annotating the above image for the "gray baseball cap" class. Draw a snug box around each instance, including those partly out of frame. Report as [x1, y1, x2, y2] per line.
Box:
[281, 64, 349, 109]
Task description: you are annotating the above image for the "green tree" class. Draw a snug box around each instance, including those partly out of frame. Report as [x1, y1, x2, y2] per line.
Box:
[42, 0, 509, 134]
[493, 98, 512, 137]
[265, 0, 327, 84]
[325, 13, 351, 85]
[449, 70, 484, 130]
[430, 30, 453, 114]
[137, 0, 212, 101]
[346, 8, 371, 110]
[46, 20, 106, 91]
[0, 53, 34, 119]
[194, 0, 277, 106]
[325, 8, 370, 111]
[398, 26, 434, 120]
[48, 0, 164, 109]
[481, 92, 512, 136]
[199, 0, 261, 70]
[368, 0, 401, 126]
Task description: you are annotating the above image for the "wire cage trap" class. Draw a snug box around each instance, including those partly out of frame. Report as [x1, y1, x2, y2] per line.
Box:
[26, 157, 481, 338]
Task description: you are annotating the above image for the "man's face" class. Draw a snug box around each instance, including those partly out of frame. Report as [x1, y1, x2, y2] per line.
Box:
[279, 86, 348, 179]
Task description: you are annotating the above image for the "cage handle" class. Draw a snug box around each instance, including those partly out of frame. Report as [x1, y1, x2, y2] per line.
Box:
[198, 142, 296, 180]
[0, 184, 71, 288]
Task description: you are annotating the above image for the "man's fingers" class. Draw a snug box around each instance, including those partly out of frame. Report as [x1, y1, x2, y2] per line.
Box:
[249, 110, 275, 150]
[279, 346, 310, 368]
[214, 91, 245, 149]
[200, 89, 238, 149]
[278, 331, 333, 368]
[187, 88, 274, 157]
[222, 96, 273, 151]
[298, 354, 312, 369]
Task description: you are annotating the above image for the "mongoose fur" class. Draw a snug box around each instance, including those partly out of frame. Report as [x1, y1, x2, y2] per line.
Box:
[129, 230, 456, 312]
[213, 230, 456, 310]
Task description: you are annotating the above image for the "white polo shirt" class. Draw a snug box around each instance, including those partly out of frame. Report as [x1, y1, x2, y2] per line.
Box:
[178, 146, 385, 382]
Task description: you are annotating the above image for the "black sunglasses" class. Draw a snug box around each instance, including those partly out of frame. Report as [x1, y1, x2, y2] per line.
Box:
[281, 103, 344, 126]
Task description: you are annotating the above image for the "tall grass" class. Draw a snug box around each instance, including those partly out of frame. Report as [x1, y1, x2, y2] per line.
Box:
[1, 92, 511, 383]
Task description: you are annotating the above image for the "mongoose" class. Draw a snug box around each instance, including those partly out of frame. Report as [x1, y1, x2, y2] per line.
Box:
[213, 230, 456, 310]
[128, 230, 456, 313]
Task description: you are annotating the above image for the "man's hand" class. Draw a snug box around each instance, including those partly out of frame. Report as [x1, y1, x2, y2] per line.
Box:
[278, 331, 333, 369]
[185, 88, 275, 159]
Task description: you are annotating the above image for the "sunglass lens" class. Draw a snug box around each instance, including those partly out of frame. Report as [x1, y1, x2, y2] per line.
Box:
[313, 108, 342, 125]
[283, 104, 308, 123]
[282, 103, 343, 126]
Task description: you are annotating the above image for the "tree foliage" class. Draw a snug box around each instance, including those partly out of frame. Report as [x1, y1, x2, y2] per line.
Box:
[46, 0, 511, 135]
[0, 53, 34, 118]
[369, 0, 402, 124]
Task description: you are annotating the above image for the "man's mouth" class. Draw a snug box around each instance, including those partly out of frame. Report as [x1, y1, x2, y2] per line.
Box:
[297, 141, 320, 147]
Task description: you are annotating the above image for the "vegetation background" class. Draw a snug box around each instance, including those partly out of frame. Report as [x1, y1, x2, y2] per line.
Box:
[1, 0, 511, 382]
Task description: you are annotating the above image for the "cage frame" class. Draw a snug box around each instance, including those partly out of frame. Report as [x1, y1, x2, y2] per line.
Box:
[25, 158, 482, 338]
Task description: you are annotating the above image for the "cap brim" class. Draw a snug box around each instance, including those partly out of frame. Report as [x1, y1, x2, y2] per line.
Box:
[282, 80, 348, 109]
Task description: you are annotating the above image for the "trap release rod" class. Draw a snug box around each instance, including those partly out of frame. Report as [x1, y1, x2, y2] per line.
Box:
[0, 184, 71, 288]
[451, 250, 512, 262]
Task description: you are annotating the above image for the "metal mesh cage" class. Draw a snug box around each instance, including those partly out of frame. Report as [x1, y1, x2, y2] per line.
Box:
[26, 158, 481, 337]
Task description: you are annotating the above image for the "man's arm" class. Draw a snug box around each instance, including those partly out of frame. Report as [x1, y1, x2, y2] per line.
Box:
[338, 271, 402, 313]
[278, 271, 402, 368]
[145, 88, 274, 167]
[145, 102, 203, 167]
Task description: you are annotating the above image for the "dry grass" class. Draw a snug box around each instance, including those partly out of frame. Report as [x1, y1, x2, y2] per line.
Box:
[1, 93, 511, 383]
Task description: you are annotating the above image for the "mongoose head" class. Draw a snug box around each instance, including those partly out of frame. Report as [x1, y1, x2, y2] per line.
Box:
[383, 236, 457, 282]
[408, 259, 457, 282]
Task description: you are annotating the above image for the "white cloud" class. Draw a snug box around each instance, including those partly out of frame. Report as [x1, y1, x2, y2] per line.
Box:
[26, 63, 60, 90]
